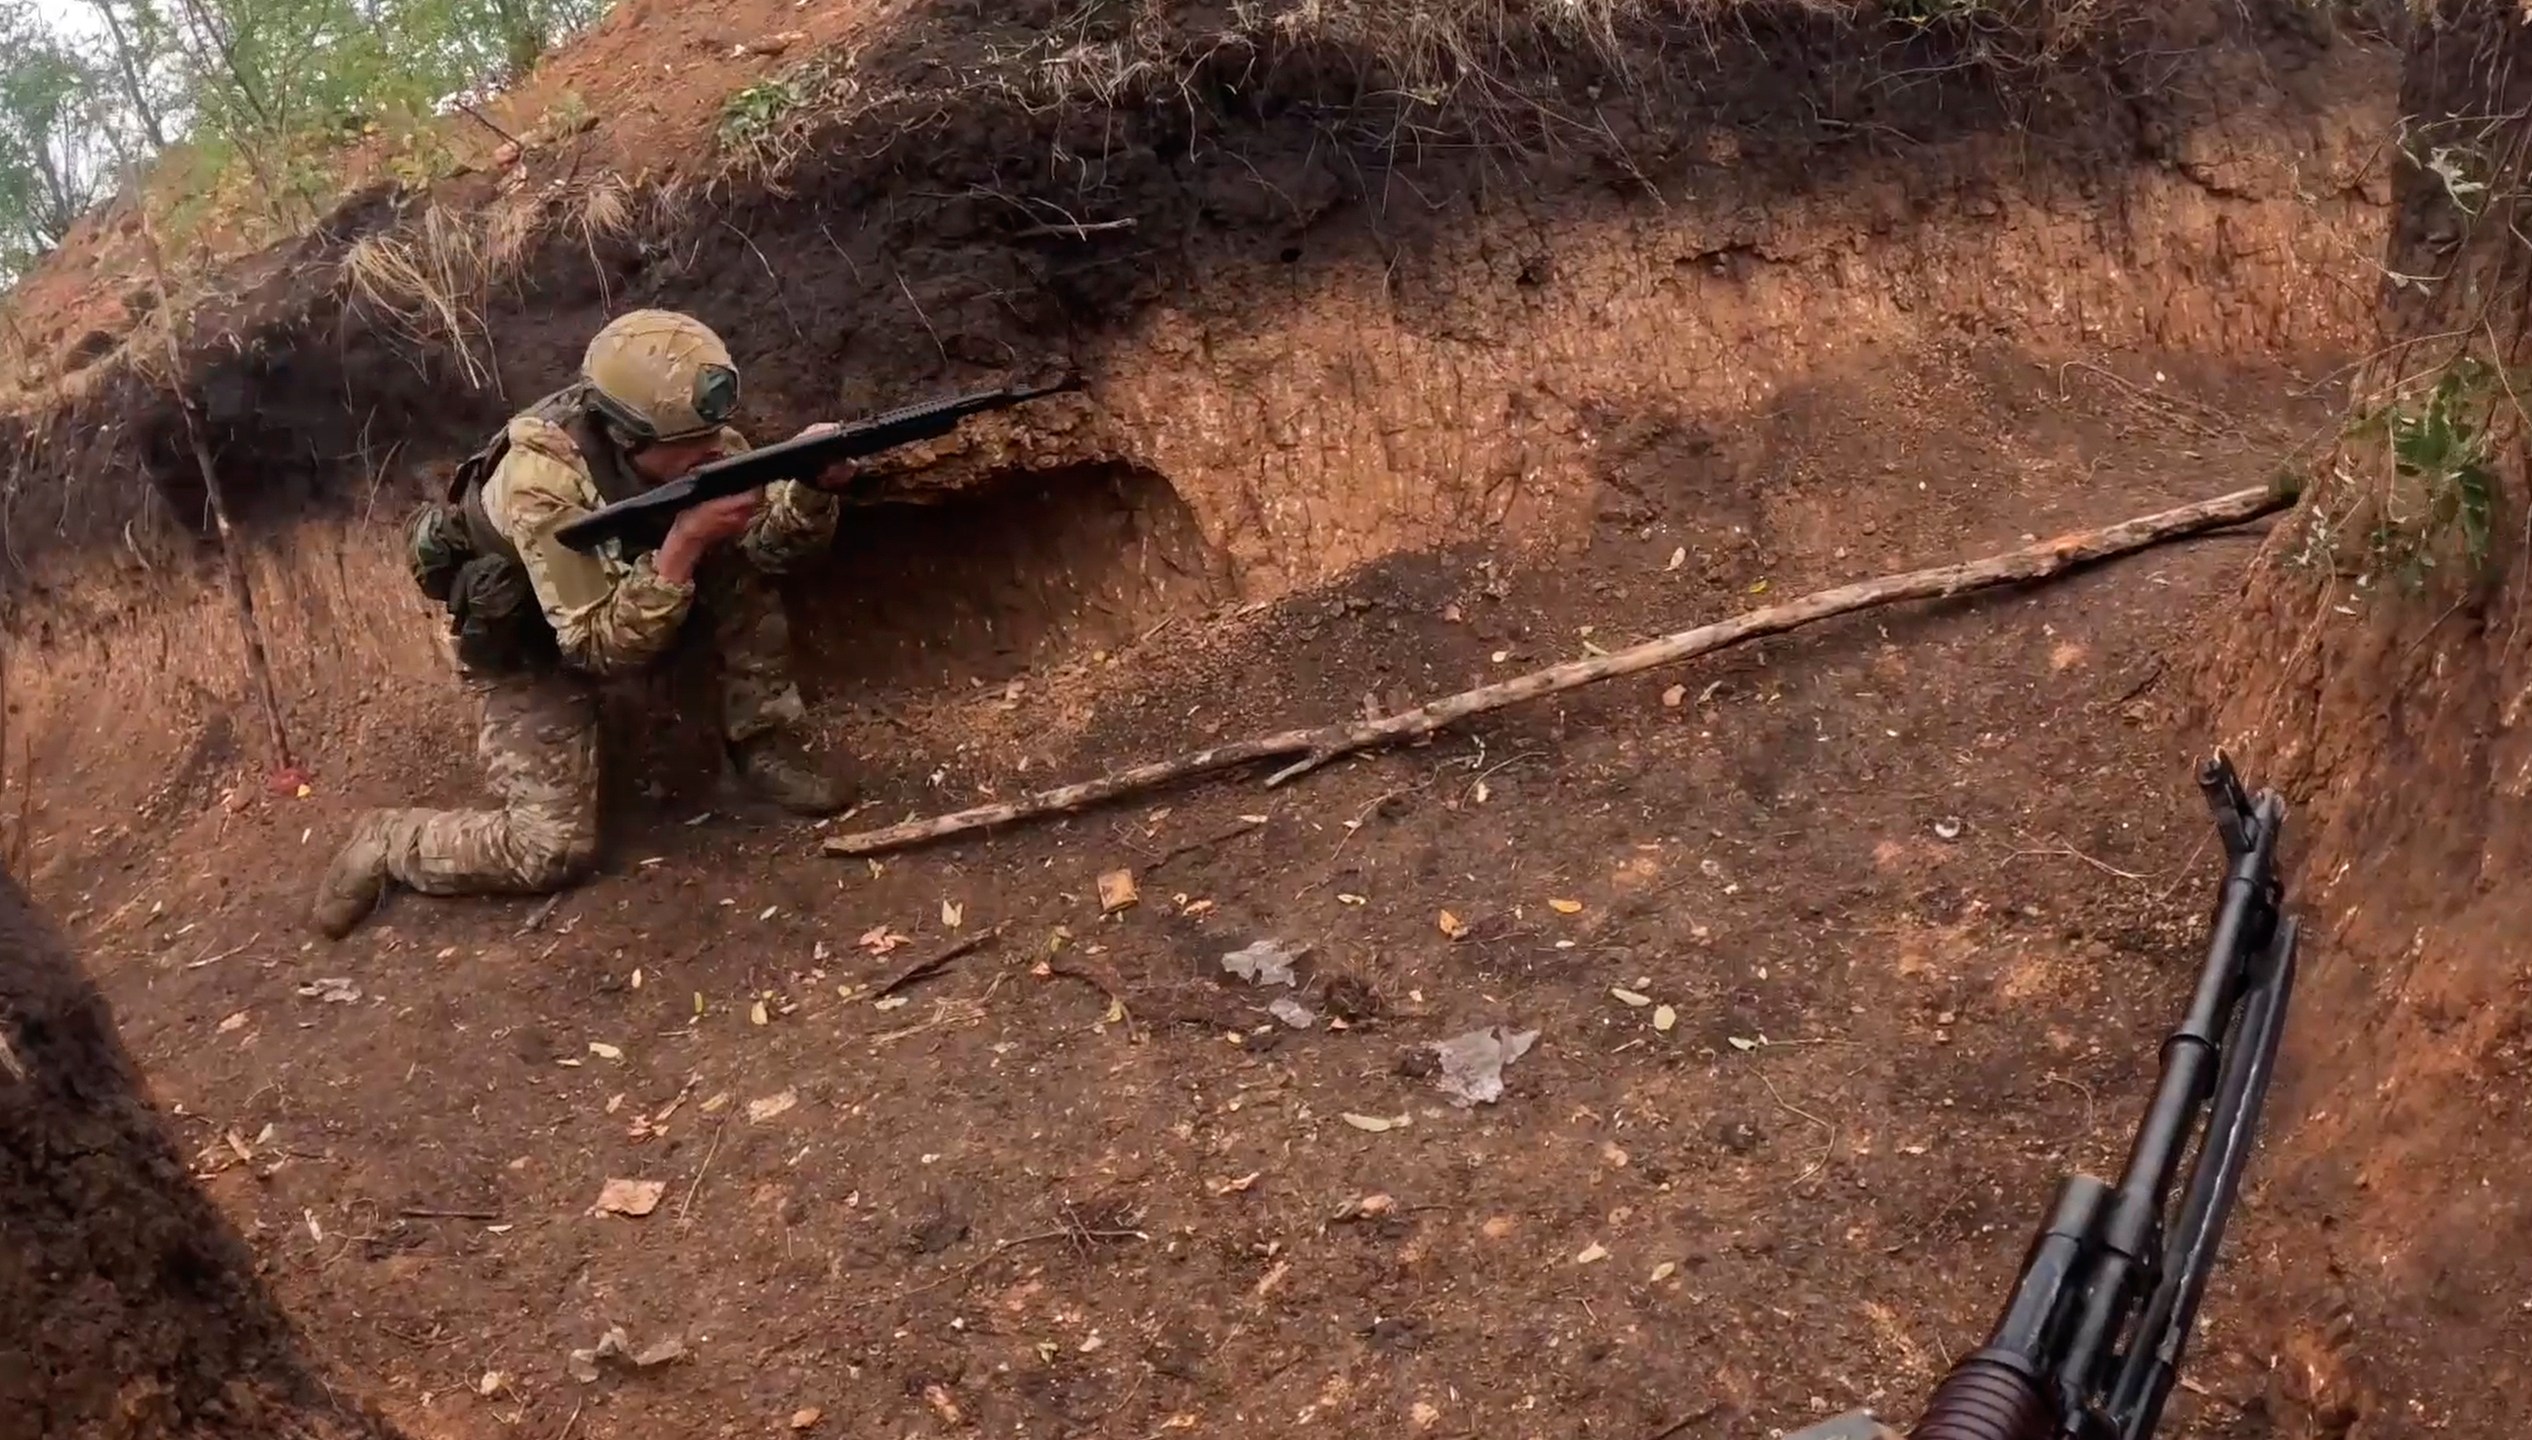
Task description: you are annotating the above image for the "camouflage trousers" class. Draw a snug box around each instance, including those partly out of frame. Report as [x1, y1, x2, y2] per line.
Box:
[373, 561, 807, 896]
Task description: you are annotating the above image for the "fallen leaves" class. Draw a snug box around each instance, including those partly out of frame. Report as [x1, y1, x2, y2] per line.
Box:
[1548, 898, 1584, 915]
[592, 1178, 665, 1218]
[1340, 1112, 1411, 1133]
[1437, 909, 1470, 940]
[1575, 1242, 1610, 1265]
[747, 1088, 798, 1124]
[858, 924, 911, 955]
[1610, 988, 1653, 1008]
[1097, 869, 1140, 912]
[941, 899, 964, 928]
[587, 1041, 623, 1060]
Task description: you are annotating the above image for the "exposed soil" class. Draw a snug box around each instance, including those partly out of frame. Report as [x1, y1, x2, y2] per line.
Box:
[14, 339, 2355, 1440]
[12, 0, 2504, 1437]
[0, 867, 393, 1440]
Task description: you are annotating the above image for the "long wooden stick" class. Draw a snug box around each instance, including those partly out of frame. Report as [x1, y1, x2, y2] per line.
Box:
[135, 198, 299, 780]
[824, 485, 2287, 858]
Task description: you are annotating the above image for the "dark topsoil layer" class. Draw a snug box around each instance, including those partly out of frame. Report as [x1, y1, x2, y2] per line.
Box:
[0, 0, 2390, 608]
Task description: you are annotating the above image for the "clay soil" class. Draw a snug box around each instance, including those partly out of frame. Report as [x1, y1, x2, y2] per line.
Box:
[17, 342, 2350, 1440]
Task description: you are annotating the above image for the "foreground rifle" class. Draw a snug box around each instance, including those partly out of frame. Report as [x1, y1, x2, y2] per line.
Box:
[1792, 754, 2298, 1440]
[554, 374, 1079, 554]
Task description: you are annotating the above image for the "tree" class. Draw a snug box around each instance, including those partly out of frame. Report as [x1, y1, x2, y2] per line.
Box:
[0, 8, 114, 271]
[0, 865, 399, 1439]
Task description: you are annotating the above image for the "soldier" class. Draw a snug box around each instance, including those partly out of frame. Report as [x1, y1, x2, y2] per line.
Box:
[310, 310, 855, 939]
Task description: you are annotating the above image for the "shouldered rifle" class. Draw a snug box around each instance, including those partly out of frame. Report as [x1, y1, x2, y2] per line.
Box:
[1792, 753, 2298, 1440]
[553, 374, 1080, 554]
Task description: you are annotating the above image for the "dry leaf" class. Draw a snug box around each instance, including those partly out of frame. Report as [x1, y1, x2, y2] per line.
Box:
[873, 995, 910, 1012]
[217, 1010, 250, 1034]
[1208, 1171, 1262, 1196]
[588, 1041, 623, 1060]
[747, 1088, 798, 1124]
[858, 924, 911, 954]
[1549, 898, 1584, 915]
[1727, 1035, 1759, 1051]
[592, 1177, 665, 1217]
[1665, 546, 1686, 571]
[1662, 684, 1687, 708]
[1748, 578, 1770, 594]
[1437, 910, 1470, 940]
[1611, 988, 1653, 1008]
[1341, 1112, 1406, 1133]
[1575, 1242, 1610, 1264]
[1336, 892, 1368, 906]
[1650, 1261, 1678, 1283]
[941, 899, 964, 928]
[749, 1000, 770, 1026]
[1097, 869, 1140, 912]
[789, 1409, 823, 1431]
[1652, 1005, 1679, 1033]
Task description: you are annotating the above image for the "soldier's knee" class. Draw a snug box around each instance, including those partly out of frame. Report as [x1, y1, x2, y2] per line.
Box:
[516, 828, 599, 890]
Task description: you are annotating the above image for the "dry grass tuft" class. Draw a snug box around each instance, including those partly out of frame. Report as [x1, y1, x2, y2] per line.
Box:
[485, 193, 549, 279]
[341, 208, 496, 389]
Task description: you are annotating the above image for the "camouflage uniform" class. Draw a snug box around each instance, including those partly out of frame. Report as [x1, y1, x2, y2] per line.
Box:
[314, 311, 845, 937]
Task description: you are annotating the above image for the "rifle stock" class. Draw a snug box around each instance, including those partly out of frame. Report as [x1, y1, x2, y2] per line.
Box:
[553, 375, 1078, 555]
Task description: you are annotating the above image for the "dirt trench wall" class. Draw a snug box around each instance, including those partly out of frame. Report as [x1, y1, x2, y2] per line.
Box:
[3, 4, 2396, 827]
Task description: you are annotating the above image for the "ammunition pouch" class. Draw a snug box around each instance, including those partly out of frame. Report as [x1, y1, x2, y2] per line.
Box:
[406, 498, 553, 674]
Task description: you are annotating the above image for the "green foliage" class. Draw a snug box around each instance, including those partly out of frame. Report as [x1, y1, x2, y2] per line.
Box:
[0, 0, 616, 282]
[2344, 358, 2503, 590]
[718, 77, 801, 150]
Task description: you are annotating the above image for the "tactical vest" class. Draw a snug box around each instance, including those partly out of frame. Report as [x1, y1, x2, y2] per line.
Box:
[407, 385, 646, 673]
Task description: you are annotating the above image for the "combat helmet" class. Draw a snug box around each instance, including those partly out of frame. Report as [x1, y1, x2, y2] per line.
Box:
[581, 310, 740, 443]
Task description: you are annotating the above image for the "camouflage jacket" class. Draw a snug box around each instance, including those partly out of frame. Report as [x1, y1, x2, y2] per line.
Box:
[481, 412, 838, 676]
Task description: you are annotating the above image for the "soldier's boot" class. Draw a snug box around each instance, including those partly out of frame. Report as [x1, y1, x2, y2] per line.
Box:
[311, 812, 394, 939]
[731, 732, 857, 816]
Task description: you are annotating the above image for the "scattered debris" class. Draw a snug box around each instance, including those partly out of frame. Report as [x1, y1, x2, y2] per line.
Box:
[747, 1088, 799, 1124]
[591, 1178, 666, 1218]
[1338, 1192, 1395, 1220]
[1209, 1172, 1262, 1196]
[876, 925, 1003, 998]
[1221, 939, 1305, 986]
[1432, 1025, 1540, 1107]
[296, 976, 361, 1004]
[858, 924, 912, 955]
[1267, 995, 1317, 1029]
[1097, 869, 1140, 912]
[567, 1324, 687, 1382]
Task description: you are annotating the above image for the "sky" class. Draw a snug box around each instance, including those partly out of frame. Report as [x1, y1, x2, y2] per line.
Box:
[30, 0, 105, 42]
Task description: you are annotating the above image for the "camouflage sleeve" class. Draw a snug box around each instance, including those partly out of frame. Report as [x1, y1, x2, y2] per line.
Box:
[485, 419, 696, 676]
[741, 479, 840, 574]
[715, 424, 838, 573]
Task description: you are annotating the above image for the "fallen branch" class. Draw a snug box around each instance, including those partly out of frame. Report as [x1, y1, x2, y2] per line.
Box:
[134, 194, 300, 786]
[824, 485, 2288, 858]
[875, 925, 1004, 998]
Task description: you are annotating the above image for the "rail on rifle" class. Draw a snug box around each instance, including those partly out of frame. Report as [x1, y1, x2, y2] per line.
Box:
[1789, 752, 2298, 1440]
[553, 374, 1080, 555]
